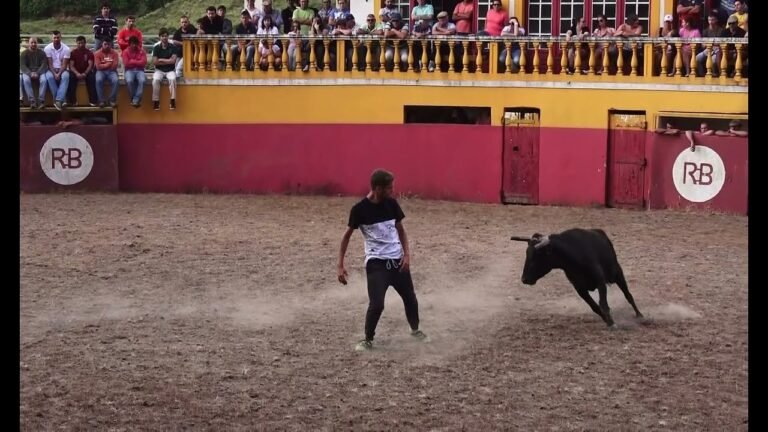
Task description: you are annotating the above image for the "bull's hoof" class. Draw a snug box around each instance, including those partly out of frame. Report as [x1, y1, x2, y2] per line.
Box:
[607, 323, 619, 330]
[636, 316, 654, 325]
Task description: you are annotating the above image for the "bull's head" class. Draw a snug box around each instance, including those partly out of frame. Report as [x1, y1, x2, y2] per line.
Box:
[510, 233, 553, 285]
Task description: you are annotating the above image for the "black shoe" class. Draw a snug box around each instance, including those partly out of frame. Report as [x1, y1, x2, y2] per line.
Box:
[153, 101, 160, 111]
[169, 99, 176, 110]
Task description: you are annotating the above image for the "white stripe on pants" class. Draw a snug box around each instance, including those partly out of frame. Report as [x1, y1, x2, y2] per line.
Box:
[152, 70, 177, 101]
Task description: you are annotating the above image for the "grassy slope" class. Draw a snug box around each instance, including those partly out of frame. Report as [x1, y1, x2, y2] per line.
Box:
[19, 0, 316, 41]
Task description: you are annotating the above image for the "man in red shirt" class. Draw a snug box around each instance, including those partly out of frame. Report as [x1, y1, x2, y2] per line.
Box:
[94, 38, 119, 107]
[121, 36, 147, 107]
[66, 35, 97, 107]
[117, 16, 143, 52]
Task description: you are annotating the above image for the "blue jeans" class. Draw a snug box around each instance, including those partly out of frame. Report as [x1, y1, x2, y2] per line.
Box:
[124, 69, 146, 103]
[21, 73, 48, 103]
[231, 44, 256, 70]
[44, 69, 70, 103]
[499, 47, 522, 70]
[95, 70, 119, 103]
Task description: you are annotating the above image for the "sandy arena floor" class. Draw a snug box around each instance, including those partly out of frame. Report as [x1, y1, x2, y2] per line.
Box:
[20, 193, 748, 431]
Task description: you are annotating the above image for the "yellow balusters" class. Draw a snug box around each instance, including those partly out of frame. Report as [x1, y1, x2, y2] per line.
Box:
[352, 39, 360, 72]
[449, 42, 456, 72]
[407, 40, 414, 72]
[588, 42, 595, 75]
[211, 39, 220, 71]
[225, 39, 233, 71]
[602, 42, 610, 77]
[574, 41, 581, 74]
[475, 40, 483, 73]
[310, 39, 317, 70]
[546, 42, 553, 75]
[660, 42, 668, 76]
[196, 40, 206, 71]
[705, 42, 713, 78]
[630, 42, 638, 76]
[734, 43, 743, 80]
[282, 37, 290, 71]
[518, 41, 526, 72]
[560, 42, 567, 74]
[505, 41, 513, 74]
[462, 40, 470, 75]
[435, 40, 442, 72]
[532, 40, 540, 75]
[674, 42, 682, 77]
[379, 38, 386, 71]
[421, 40, 429, 72]
[365, 39, 373, 71]
[322, 38, 330, 71]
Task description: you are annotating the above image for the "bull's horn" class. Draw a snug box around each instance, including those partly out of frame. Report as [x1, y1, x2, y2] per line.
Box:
[533, 235, 550, 249]
[510, 236, 530, 242]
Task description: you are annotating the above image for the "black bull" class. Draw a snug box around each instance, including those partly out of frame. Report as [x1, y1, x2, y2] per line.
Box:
[510, 228, 644, 328]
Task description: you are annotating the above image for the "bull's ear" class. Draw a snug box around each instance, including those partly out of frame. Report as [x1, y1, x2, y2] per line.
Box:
[510, 236, 530, 242]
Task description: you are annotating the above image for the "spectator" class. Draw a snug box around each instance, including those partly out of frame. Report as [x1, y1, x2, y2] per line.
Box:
[172, 15, 198, 77]
[696, 13, 726, 77]
[676, 0, 704, 28]
[66, 35, 98, 107]
[678, 18, 701, 77]
[152, 28, 178, 111]
[257, 15, 282, 70]
[383, 12, 409, 71]
[232, 11, 258, 71]
[94, 38, 119, 107]
[243, 0, 260, 20]
[483, 0, 507, 36]
[729, 0, 748, 32]
[499, 17, 525, 73]
[20, 37, 48, 109]
[117, 16, 143, 52]
[122, 36, 147, 107]
[43, 30, 71, 111]
[281, 0, 298, 34]
[594, 14, 616, 75]
[93, 2, 118, 50]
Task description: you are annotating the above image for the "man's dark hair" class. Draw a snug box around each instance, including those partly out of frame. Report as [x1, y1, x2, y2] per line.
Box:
[207, 6, 217, 12]
[241, 10, 251, 18]
[158, 27, 169, 37]
[128, 35, 139, 45]
[370, 169, 394, 189]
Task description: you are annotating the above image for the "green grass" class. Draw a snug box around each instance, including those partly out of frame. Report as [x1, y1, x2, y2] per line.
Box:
[21, 0, 324, 42]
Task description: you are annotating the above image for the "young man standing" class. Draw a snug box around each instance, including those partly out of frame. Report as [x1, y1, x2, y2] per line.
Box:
[337, 169, 429, 352]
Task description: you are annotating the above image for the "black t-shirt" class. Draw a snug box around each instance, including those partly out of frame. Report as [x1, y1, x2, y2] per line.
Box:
[348, 197, 405, 263]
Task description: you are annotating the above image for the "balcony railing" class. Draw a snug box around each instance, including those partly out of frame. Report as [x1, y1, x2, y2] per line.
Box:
[181, 35, 748, 86]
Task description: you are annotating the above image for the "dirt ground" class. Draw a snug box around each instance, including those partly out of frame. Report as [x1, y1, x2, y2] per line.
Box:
[20, 193, 748, 431]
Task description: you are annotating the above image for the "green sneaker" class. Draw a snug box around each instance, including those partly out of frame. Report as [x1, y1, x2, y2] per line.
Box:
[355, 339, 373, 352]
[411, 329, 430, 342]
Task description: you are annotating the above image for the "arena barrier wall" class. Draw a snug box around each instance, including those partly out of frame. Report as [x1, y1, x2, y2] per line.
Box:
[116, 124, 503, 202]
[20, 126, 119, 193]
[647, 134, 747, 215]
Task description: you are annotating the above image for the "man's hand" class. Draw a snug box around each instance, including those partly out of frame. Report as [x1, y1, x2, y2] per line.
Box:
[337, 265, 348, 285]
[399, 254, 410, 272]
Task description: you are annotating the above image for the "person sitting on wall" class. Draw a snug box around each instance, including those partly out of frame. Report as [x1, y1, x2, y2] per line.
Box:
[151, 28, 179, 111]
[715, 120, 748, 137]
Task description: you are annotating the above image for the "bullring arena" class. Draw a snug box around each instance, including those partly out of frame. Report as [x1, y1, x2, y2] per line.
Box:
[20, 0, 748, 428]
[21, 193, 746, 430]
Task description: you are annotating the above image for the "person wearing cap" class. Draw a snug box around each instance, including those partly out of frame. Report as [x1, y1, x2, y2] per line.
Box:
[432, 11, 457, 72]
[383, 12, 409, 71]
[723, 14, 746, 77]
[355, 14, 385, 70]
[715, 120, 748, 137]
[329, 13, 359, 70]
[696, 13, 726, 77]
[654, 14, 677, 76]
[729, 0, 748, 32]
[257, 0, 284, 31]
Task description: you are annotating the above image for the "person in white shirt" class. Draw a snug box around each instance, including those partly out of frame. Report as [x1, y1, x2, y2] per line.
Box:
[257, 15, 282, 69]
[499, 17, 526, 72]
[43, 30, 72, 110]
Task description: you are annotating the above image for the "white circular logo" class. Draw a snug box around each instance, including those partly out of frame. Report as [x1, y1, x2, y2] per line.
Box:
[39, 132, 94, 185]
[672, 145, 725, 203]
